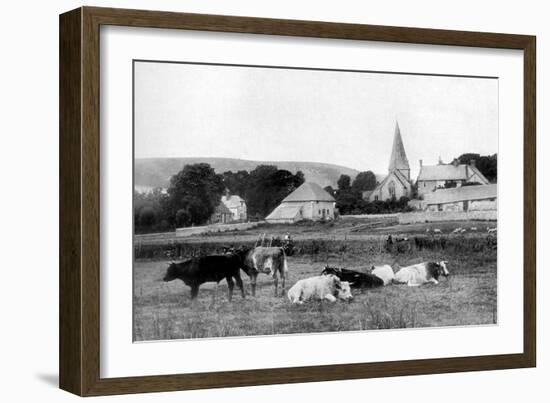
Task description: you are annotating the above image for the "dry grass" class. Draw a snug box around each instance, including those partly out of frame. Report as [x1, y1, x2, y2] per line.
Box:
[133, 223, 497, 341]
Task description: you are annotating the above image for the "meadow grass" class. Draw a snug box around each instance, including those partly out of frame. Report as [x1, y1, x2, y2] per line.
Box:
[133, 228, 497, 341]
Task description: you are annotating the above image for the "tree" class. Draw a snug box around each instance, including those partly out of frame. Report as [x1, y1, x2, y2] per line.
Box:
[245, 165, 305, 218]
[351, 171, 377, 193]
[165, 163, 224, 227]
[457, 153, 498, 182]
[337, 174, 351, 191]
[222, 170, 250, 197]
[133, 187, 169, 233]
[323, 185, 335, 197]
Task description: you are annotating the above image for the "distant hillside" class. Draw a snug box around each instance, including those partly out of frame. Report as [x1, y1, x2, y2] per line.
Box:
[134, 157, 364, 190]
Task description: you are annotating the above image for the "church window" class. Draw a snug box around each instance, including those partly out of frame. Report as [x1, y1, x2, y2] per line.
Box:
[388, 180, 396, 198]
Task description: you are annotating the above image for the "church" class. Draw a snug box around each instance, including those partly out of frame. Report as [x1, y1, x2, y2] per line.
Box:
[364, 122, 413, 202]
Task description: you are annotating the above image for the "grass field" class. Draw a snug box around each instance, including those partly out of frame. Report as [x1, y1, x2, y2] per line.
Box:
[133, 218, 497, 341]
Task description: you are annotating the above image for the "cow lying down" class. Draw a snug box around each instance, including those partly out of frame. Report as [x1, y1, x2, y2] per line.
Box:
[393, 261, 449, 286]
[321, 266, 383, 288]
[288, 274, 353, 304]
[370, 264, 395, 286]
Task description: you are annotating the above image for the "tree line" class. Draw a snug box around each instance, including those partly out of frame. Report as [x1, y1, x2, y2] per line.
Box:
[134, 153, 497, 232]
[134, 163, 304, 233]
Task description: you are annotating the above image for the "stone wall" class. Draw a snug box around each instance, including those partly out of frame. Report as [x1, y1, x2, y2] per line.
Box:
[398, 210, 497, 224]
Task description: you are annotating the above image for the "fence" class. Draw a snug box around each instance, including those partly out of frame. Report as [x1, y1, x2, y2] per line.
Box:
[175, 221, 261, 237]
[398, 210, 497, 224]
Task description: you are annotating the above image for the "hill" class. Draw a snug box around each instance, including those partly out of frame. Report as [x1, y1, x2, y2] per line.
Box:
[134, 157, 363, 190]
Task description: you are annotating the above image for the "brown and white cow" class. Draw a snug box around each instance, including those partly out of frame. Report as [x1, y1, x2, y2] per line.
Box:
[287, 274, 353, 304]
[232, 246, 288, 297]
[393, 261, 449, 286]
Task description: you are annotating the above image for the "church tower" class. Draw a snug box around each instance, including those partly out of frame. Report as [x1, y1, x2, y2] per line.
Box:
[387, 121, 410, 181]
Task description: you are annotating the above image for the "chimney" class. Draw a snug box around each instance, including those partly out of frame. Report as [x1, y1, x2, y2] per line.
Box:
[419, 159, 423, 168]
[470, 159, 476, 167]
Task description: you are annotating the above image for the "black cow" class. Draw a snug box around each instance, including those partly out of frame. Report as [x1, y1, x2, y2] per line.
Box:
[321, 266, 383, 289]
[163, 254, 245, 301]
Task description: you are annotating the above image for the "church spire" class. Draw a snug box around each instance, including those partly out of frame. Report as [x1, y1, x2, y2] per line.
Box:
[388, 121, 410, 179]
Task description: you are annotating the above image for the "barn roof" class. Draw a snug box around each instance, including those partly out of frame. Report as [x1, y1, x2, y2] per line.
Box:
[424, 184, 497, 205]
[388, 121, 410, 172]
[282, 182, 335, 203]
[265, 205, 302, 221]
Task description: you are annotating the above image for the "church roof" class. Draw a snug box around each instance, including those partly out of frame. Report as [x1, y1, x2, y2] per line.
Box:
[282, 182, 335, 203]
[388, 121, 410, 172]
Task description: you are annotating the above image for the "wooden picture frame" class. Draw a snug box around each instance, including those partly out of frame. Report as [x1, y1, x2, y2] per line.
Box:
[59, 6, 536, 396]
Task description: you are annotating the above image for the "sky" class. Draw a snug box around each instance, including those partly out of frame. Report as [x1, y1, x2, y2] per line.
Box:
[134, 61, 498, 178]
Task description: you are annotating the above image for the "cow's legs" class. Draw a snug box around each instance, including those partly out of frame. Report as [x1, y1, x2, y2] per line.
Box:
[250, 273, 258, 297]
[226, 276, 235, 302]
[190, 285, 200, 299]
[324, 294, 337, 302]
[273, 275, 278, 297]
[234, 273, 245, 298]
[281, 274, 286, 296]
[212, 282, 219, 304]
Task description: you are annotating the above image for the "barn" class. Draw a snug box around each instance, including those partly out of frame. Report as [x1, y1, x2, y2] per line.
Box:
[266, 182, 336, 224]
[423, 184, 497, 212]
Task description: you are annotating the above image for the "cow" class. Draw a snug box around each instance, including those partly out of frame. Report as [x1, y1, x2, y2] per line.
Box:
[393, 261, 450, 286]
[232, 246, 288, 297]
[370, 264, 395, 285]
[287, 274, 353, 304]
[321, 266, 383, 289]
[162, 254, 246, 301]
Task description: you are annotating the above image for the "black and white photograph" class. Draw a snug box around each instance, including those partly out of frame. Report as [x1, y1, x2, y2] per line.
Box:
[132, 60, 498, 342]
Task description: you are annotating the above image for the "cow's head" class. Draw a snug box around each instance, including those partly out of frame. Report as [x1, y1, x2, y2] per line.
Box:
[439, 261, 450, 277]
[163, 262, 179, 282]
[337, 281, 353, 301]
[321, 266, 340, 276]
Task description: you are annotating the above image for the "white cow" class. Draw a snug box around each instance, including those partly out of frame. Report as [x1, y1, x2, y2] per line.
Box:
[371, 265, 395, 286]
[394, 261, 450, 286]
[287, 275, 353, 304]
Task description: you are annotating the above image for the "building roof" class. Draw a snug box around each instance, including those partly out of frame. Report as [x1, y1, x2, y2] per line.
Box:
[417, 163, 490, 183]
[281, 182, 335, 203]
[424, 184, 497, 205]
[265, 205, 302, 221]
[388, 121, 410, 172]
[221, 194, 245, 209]
[418, 164, 468, 181]
[370, 168, 411, 198]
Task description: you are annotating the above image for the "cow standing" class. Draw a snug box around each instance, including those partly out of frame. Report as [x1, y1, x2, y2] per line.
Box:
[162, 254, 246, 301]
[232, 246, 288, 297]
